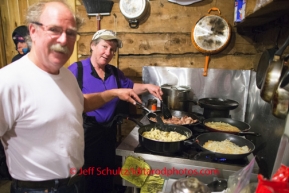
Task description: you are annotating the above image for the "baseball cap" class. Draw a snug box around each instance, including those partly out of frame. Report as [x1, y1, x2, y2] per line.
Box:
[92, 29, 123, 48]
[13, 35, 26, 43]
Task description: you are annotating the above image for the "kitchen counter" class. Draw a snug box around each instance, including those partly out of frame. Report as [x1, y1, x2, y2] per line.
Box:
[116, 116, 259, 187]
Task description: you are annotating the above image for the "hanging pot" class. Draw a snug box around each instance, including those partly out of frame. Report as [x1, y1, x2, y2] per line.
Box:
[119, 0, 150, 29]
[191, 7, 231, 76]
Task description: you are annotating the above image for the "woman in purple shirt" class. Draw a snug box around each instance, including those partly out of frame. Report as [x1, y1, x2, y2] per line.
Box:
[68, 29, 163, 193]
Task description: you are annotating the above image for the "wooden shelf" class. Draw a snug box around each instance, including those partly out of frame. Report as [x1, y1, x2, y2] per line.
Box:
[236, 0, 289, 28]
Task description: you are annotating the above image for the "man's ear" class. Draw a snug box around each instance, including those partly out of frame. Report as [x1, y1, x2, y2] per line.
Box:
[28, 23, 37, 41]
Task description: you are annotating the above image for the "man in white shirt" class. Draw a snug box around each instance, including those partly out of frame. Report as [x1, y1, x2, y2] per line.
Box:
[0, 1, 141, 192]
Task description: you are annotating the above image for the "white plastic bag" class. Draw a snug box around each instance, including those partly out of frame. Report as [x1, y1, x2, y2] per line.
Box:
[226, 157, 256, 193]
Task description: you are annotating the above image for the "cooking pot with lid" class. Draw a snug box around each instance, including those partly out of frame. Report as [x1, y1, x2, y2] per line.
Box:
[161, 84, 192, 111]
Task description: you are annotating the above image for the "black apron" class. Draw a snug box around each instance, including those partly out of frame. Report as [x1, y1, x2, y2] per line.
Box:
[76, 61, 129, 193]
[82, 114, 117, 193]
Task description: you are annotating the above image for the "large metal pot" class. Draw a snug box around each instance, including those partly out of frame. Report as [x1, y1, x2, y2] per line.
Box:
[161, 84, 192, 111]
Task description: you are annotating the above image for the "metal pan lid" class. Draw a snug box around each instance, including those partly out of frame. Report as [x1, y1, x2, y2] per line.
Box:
[161, 84, 191, 91]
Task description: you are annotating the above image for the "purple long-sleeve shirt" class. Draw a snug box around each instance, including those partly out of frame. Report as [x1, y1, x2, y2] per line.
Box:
[68, 57, 134, 123]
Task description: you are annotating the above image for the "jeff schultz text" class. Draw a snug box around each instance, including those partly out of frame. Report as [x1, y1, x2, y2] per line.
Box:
[77, 167, 220, 176]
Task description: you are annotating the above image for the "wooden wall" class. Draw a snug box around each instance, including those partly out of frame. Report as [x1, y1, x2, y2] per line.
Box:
[76, 0, 289, 82]
[77, 0, 256, 83]
[1, 0, 289, 79]
[0, 0, 76, 68]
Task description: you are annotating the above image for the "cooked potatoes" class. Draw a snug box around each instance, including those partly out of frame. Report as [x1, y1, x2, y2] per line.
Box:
[203, 139, 250, 154]
[205, 121, 240, 132]
[142, 128, 187, 142]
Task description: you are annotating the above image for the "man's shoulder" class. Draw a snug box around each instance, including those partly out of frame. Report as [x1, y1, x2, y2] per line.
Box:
[11, 54, 23, 62]
[68, 57, 90, 70]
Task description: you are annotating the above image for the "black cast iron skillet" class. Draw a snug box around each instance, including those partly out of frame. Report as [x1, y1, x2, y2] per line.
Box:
[207, 180, 227, 192]
[147, 110, 201, 128]
[198, 98, 239, 110]
[256, 28, 281, 89]
[203, 117, 260, 136]
[195, 132, 255, 160]
[115, 115, 255, 158]
[118, 115, 193, 154]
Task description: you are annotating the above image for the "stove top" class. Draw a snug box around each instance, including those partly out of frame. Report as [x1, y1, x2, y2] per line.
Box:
[116, 113, 259, 187]
[134, 121, 249, 167]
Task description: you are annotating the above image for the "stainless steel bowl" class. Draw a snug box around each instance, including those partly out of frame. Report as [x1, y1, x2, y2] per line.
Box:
[170, 177, 210, 193]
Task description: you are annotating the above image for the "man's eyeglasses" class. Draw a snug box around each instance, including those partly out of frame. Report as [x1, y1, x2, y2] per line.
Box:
[32, 22, 79, 40]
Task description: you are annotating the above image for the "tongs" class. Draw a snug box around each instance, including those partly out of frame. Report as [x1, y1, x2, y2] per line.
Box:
[135, 101, 165, 130]
[161, 101, 172, 119]
[135, 101, 152, 113]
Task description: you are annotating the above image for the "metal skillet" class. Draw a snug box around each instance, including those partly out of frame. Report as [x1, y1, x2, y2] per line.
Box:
[147, 110, 201, 128]
[194, 132, 255, 160]
[116, 114, 193, 155]
[202, 117, 260, 136]
[260, 34, 289, 102]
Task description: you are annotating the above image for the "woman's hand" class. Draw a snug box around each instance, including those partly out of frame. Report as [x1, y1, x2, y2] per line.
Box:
[115, 88, 142, 105]
[83, 88, 142, 112]
[145, 84, 163, 100]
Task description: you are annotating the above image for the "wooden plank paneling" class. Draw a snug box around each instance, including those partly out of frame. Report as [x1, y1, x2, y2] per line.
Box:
[1, 0, 16, 64]
[2, 0, 287, 74]
[78, 54, 258, 78]
[77, 1, 235, 33]
[0, 7, 7, 67]
[77, 32, 257, 57]
[65, 0, 78, 67]
[116, 54, 257, 74]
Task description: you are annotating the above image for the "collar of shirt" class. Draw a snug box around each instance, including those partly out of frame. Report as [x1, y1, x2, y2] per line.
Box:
[89, 61, 113, 81]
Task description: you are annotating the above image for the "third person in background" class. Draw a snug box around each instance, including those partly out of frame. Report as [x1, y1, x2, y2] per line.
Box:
[11, 25, 31, 62]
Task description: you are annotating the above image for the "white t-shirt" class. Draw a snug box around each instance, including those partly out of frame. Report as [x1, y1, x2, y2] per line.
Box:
[0, 55, 84, 181]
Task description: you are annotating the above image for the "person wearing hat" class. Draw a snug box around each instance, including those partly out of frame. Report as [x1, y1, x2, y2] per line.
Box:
[11, 25, 30, 62]
[68, 29, 163, 192]
[1, 1, 143, 192]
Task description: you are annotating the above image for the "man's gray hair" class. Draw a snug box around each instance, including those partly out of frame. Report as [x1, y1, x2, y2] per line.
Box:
[25, 0, 84, 30]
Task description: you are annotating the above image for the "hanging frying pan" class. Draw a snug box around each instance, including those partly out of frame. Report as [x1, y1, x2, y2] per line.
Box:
[191, 7, 231, 76]
[260, 34, 289, 102]
[271, 60, 289, 119]
[256, 28, 281, 89]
